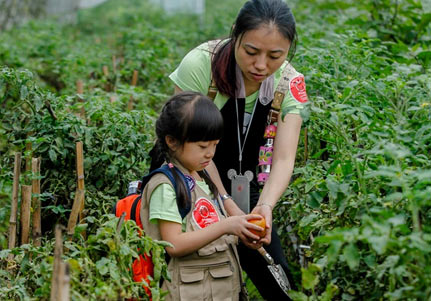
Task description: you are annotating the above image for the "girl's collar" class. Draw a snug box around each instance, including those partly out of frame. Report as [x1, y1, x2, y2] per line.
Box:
[168, 158, 202, 181]
[235, 63, 274, 105]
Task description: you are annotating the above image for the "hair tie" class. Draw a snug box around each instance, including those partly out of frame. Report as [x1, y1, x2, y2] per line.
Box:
[168, 163, 174, 169]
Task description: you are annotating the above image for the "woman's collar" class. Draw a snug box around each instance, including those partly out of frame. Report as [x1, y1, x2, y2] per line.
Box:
[235, 63, 274, 105]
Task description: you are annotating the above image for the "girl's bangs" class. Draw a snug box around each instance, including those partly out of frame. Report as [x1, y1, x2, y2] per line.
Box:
[184, 100, 224, 142]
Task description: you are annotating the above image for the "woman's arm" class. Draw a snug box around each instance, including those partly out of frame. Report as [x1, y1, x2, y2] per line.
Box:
[159, 214, 263, 257]
[252, 113, 302, 244]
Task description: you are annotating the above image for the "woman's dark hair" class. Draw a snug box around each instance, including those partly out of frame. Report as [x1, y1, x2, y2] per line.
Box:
[149, 91, 223, 208]
[211, 0, 297, 98]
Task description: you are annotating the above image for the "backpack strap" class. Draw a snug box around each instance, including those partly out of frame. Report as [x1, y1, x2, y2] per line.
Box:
[272, 63, 298, 110]
[207, 39, 222, 100]
[141, 164, 192, 219]
[130, 194, 142, 224]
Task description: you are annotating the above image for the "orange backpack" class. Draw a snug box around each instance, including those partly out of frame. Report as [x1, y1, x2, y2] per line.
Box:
[114, 164, 192, 297]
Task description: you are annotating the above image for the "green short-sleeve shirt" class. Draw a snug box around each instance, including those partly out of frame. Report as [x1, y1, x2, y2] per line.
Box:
[169, 41, 305, 114]
[149, 180, 213, 231]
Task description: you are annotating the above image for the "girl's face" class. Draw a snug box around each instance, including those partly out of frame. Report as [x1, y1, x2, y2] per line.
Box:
[171, 140, 220, 173]
[234, 24, 291, 90]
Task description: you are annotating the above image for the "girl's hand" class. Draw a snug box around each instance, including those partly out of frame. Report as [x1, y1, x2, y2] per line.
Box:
[251, 204, 272, 245]
[224, 214, 264, 243]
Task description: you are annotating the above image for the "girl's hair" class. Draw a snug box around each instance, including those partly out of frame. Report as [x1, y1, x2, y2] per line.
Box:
[211, 0, 297, 98]
[149, 91, 223, 208]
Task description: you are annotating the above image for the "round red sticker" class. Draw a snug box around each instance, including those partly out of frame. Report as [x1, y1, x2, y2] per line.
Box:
[289, 75, 308, 103]
[192, 198, 220, 229]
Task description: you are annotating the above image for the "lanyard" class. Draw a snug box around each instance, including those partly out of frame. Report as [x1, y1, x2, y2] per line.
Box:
[235, 98, 258, 174]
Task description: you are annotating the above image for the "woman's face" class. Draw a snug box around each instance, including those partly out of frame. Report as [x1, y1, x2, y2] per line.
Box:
[234, 24, 291, 89]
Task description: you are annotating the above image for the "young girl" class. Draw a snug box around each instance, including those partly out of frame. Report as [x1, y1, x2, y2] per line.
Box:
[139, 91, 263, 300]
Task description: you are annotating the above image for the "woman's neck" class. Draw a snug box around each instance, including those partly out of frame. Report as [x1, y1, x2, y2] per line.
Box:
[244, 78, 261, 97]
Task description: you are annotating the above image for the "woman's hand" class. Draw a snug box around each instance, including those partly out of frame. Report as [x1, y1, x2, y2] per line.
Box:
[251, 204, 273, 244]
[224, 214, 264, 242]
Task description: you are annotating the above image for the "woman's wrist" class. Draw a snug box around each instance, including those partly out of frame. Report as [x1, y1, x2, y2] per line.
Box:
[220, 193, 232, 202]
[255, 202, 274, 210]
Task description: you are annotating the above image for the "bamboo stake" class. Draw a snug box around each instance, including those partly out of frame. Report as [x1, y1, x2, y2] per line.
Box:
[76, 80, 83, 95]
[25, 135, 32, 180]
[32, 157, 42, 246]
[76, 80, 85, 119]
[67, 189, 85, 235]
[20, 185, 32, 245]
[58, 262, 70, 301]
[304, 127, 308, 164]
[127, 70, 139, 111]
[131, 70, 138, 86]
[50, 225, 63, 301]
[8, 153, 21, 259]
[76, 142, 86, 237]
[116, 212, 126, 233]
[102, 65, 109, 77]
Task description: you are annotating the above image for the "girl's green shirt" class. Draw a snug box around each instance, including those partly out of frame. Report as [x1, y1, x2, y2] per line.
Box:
[149, 179, 213, 232]
[169, 41, 306, 114]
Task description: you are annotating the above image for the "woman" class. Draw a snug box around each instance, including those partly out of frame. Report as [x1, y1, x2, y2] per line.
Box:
[168, 0, 307, 299]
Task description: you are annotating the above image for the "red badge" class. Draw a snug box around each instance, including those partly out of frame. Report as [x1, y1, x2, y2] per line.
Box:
[192, 198, 220, 229]
[289, 75, 308, 103]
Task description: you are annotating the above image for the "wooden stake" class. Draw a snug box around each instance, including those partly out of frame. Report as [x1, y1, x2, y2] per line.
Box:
[76, 80, 85, 119]
[127, 96, 134, 111]
[67, 189, 85, 235]
[116, 212, 126, 233]
[20, 185, 32, 245]
[76, 142, 86, 231]
[76, 80, 84, 95]
[50, 225, 63, 301]
[25, 135, 32, 179]
[8, 153, 21, 259]
[304, 127, 308, 164]
[102, 65, 109, 77]
[32, 157, 42, 246]
[127, 70, 139, 111]
[58, 262, 70, 301]
[131, 70, 138, 86]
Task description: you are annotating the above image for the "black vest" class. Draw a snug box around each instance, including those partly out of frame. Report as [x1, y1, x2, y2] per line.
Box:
[213, 97, 272, 198]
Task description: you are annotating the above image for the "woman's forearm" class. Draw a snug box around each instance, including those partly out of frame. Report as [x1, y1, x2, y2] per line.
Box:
[257, 113, 302, 207]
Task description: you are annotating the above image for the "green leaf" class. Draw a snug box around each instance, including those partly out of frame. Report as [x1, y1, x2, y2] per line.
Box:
[287, 291, 309, 301]
[343, 243, 360, 270]
[320, 283, 339, 301]
[302, 264, 321, 290]
[368, 235, 388, 255]
[96, 257, 110, 275]
[48, 149, 57, 162]
[364, 254, 376, 268]
[20, 85, 28, 100]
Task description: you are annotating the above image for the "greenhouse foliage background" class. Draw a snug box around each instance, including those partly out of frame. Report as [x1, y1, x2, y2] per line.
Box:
[0, 0, 430, 300]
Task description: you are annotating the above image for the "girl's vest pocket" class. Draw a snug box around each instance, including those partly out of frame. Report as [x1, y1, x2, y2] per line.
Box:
[179, 259, 234, 301]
